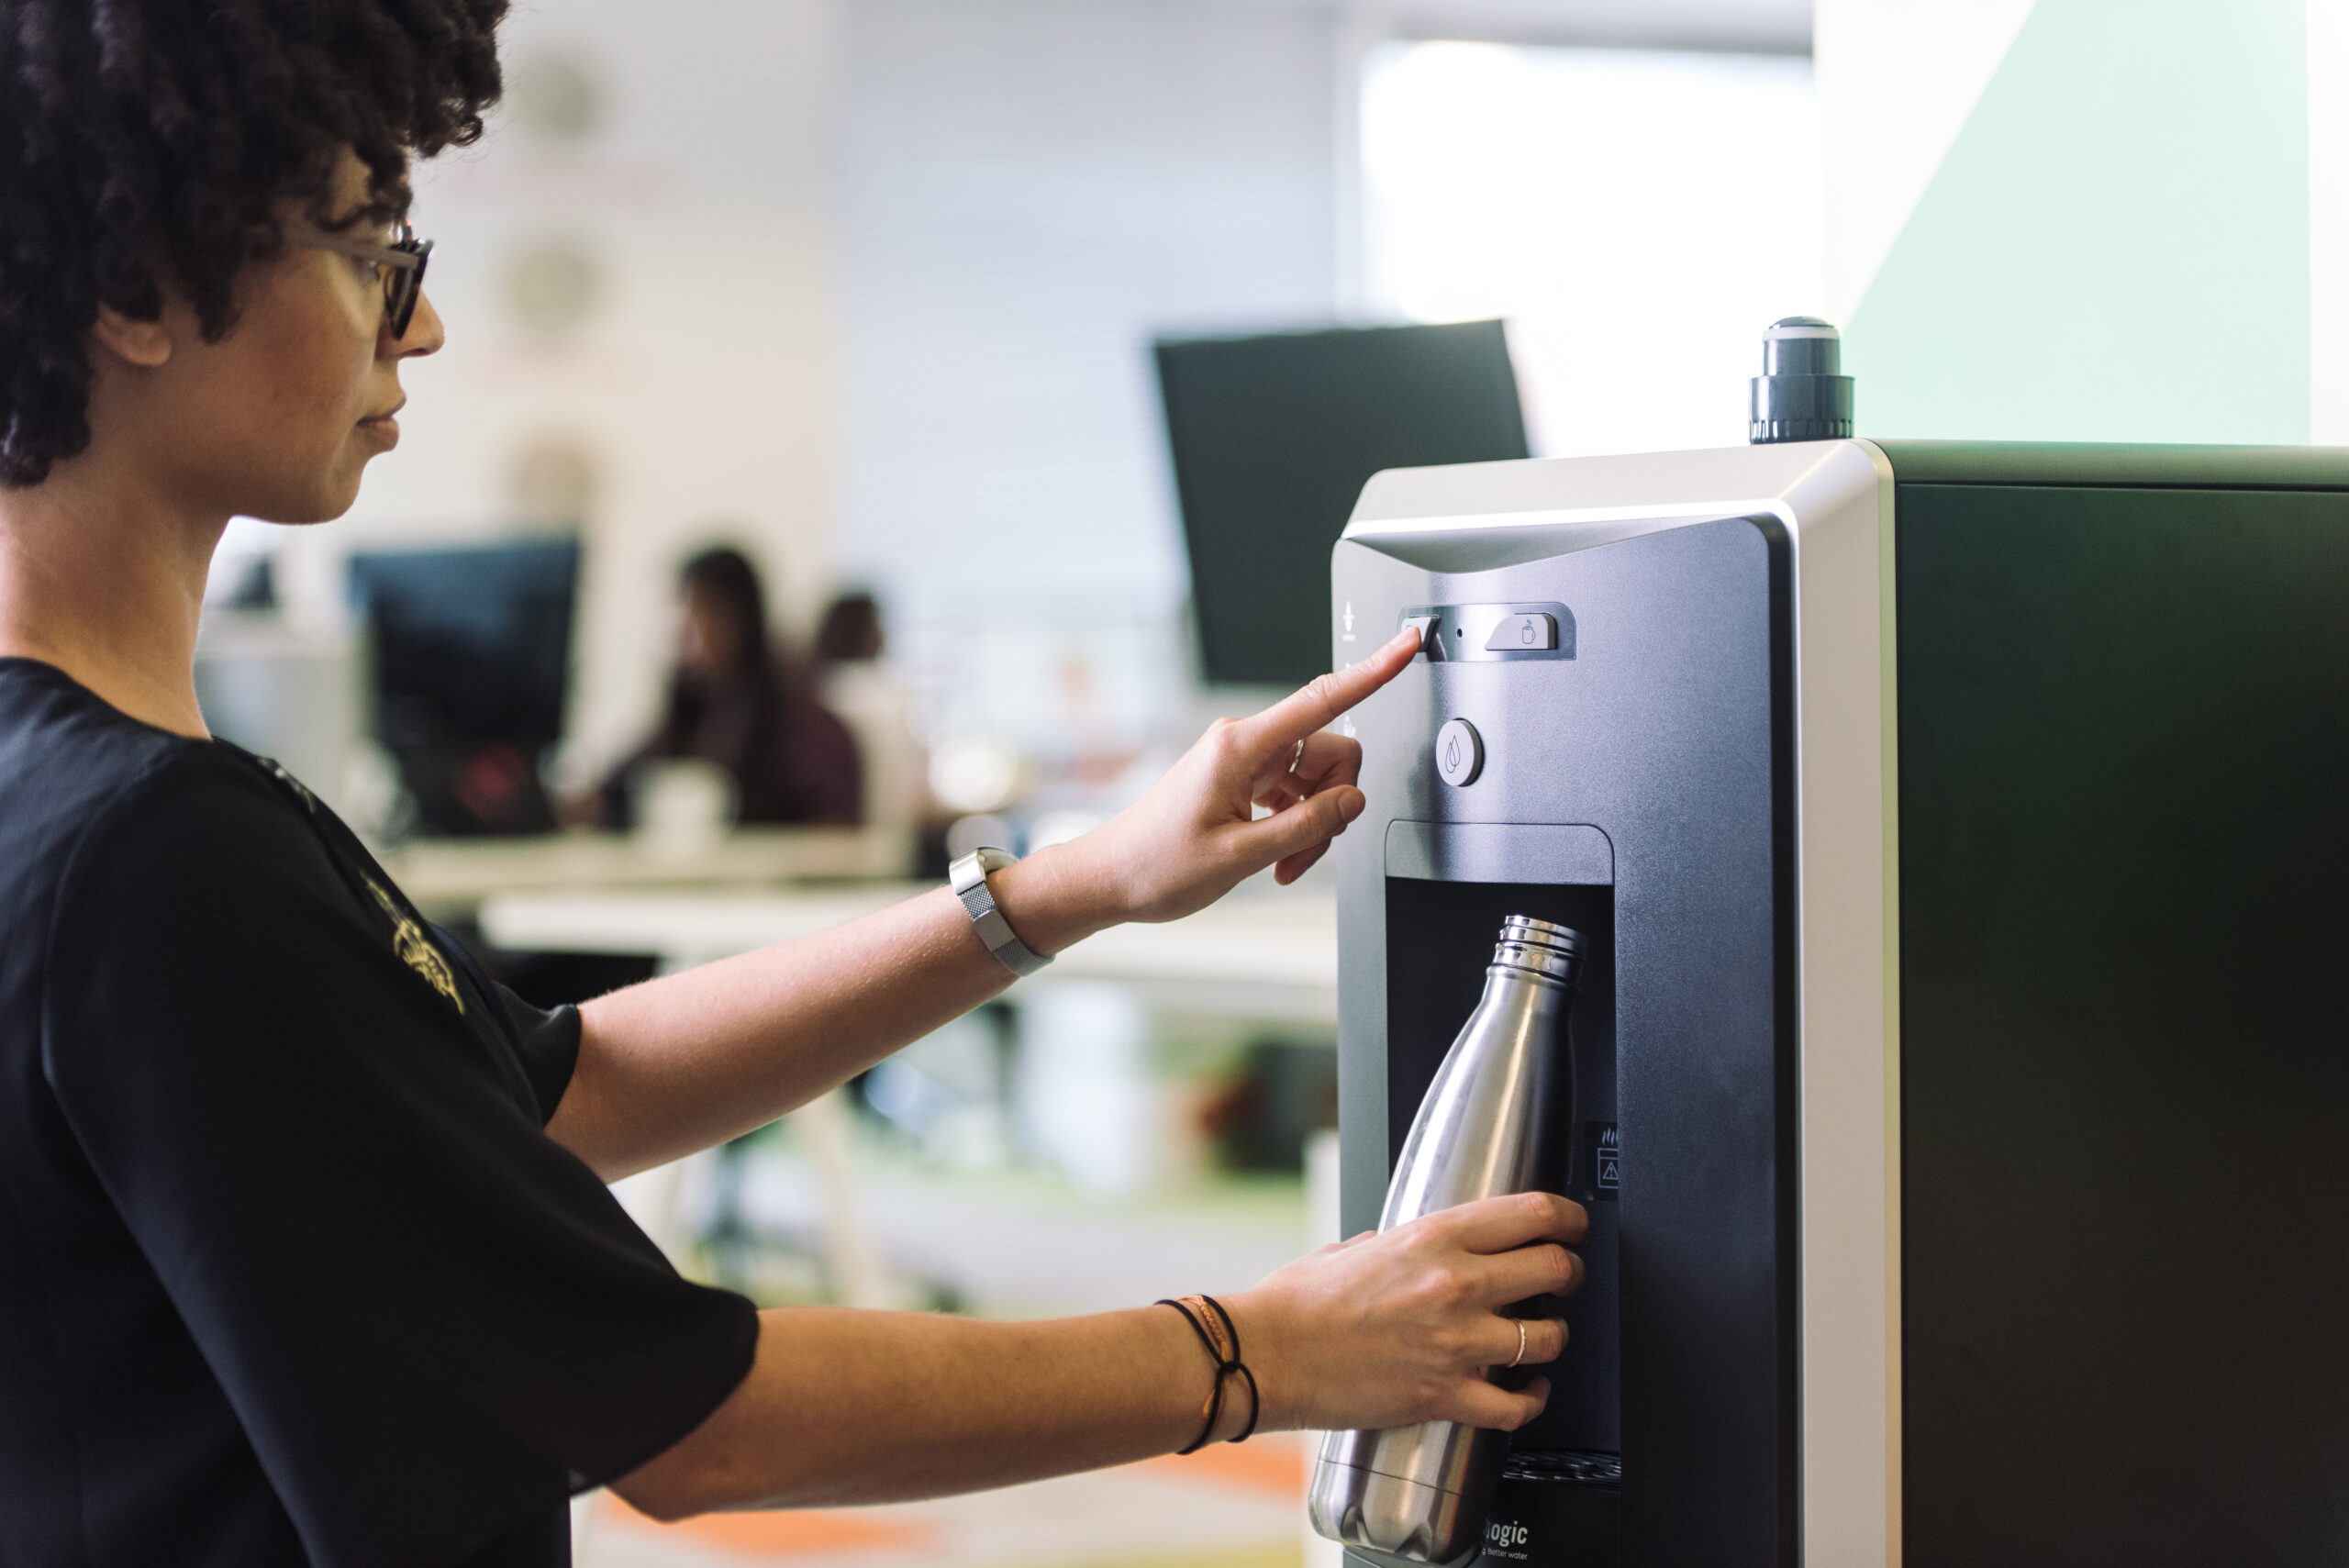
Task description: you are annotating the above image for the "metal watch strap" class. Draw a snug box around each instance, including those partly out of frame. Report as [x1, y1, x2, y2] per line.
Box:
[950, 847, 1052, 978]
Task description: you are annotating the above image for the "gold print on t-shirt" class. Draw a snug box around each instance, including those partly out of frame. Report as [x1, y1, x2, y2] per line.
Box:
[361, 876, 464, 1015]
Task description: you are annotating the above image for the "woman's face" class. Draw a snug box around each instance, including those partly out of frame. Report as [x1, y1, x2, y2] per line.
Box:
[98, 150, 444, 526]
[678, 582, 745, 683]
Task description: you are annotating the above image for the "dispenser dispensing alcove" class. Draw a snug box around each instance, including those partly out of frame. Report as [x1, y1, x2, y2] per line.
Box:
[1328, 441, 2349, 1567]
[1375, 875, 1620, 1566]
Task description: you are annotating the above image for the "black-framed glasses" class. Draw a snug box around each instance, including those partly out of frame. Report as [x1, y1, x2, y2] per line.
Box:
[295, 221, 434, 339]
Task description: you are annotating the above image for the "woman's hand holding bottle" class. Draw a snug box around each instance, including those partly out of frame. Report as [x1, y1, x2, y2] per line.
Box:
[1217, 1191, 1589, 1439]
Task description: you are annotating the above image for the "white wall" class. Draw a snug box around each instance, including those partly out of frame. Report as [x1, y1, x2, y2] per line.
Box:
[831, 0, 1344, 750]
[1361, 40, 1820, 459]
[2310, 0, 2349, 442]
[299, 0, 841, 772]
[1814, 1, 2037, 327]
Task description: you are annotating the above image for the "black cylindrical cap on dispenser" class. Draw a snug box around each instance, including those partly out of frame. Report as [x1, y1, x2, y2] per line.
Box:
[1748, 316, 1854, 443]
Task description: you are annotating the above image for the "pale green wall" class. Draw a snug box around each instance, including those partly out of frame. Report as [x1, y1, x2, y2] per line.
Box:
[1845, 0, 2310, 443]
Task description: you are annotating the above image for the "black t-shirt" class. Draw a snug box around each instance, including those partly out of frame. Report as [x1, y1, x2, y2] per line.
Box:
[0, 659, 758, 1567]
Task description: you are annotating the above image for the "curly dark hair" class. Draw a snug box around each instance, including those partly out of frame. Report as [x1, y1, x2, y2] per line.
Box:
[0, 0, 507, 486]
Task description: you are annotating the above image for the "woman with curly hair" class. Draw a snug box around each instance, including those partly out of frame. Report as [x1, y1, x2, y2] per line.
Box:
[0, 3, 1587, 1564]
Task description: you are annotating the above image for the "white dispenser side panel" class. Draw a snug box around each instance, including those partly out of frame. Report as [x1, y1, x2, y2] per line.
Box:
[1782, 440, 1900, 1568]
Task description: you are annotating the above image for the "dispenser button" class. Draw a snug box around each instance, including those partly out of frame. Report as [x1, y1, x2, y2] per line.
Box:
[1486, 612, 1557, 652]
[1435, 718, 1484, 786]
[1400, 615, 1442, 659]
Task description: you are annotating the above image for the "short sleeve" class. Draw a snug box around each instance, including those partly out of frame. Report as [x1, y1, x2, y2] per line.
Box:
[507, 992, 584, 1127]
[41, 755, 758, 1568]
[425, 924, 583, 1126]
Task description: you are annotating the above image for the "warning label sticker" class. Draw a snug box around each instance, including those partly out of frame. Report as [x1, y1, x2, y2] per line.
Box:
[1586, 1122, 1620, 1199]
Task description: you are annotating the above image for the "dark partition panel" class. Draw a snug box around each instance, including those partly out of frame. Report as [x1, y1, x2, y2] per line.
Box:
[1898, 483, 2349, 1566]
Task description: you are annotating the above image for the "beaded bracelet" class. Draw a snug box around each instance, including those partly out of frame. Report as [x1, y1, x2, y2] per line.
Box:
[1156, 1294, 1261, 1454]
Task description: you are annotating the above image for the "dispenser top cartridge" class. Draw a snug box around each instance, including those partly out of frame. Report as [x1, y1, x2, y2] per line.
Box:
[1749, 316, 1855, 444]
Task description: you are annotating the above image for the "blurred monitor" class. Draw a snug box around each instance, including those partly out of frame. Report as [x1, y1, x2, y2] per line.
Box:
[348, 539, 579, 837]
[1153, 319, 1529, 689]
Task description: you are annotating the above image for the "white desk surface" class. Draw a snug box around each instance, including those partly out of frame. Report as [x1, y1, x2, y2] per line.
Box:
[479, 883, 1340, 1021]
[387, 826, 913, 916]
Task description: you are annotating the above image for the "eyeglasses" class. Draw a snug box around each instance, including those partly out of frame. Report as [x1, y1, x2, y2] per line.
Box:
[294, 221, 434, 339]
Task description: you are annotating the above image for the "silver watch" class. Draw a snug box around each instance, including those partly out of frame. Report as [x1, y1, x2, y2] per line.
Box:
[950, 847, 1052, 978]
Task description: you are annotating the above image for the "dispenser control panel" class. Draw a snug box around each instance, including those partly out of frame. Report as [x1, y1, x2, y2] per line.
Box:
[1399, 601, 1576, 662]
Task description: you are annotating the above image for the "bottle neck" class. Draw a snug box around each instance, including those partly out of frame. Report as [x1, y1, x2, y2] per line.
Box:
[1482, 960, 1575, 1015]
[1488, 940, 1581, 992]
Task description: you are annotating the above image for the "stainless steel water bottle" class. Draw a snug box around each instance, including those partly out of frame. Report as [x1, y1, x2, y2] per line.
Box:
[1308, 914, 1586, 1568]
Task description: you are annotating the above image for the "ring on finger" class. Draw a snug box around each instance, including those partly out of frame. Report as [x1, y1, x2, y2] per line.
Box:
[1508, 1319, 1528, 1369]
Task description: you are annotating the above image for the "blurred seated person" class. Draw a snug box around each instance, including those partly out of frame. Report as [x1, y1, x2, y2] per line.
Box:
[812, 590, 925, 836]
[592, 547, 862, 829]
[813, 589, 884, 670]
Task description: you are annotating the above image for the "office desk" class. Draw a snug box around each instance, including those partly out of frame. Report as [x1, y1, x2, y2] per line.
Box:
[478, 883, 1338, 1024]
[386, 825, 914, 919]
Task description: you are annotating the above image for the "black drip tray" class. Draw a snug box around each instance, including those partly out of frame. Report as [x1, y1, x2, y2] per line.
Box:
[1482, 1451, 1620, 1566]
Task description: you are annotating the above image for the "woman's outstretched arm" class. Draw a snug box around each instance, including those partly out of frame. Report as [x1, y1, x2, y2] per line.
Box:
[548, 627, 1422, 1182]
[613, 1190, 1589, 1518]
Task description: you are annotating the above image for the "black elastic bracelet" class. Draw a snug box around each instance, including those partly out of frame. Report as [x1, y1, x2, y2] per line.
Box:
[1195, 1295, 1261, 1443]
[1161, 1297, 1225, 1454]
[1156, 1294, 1260, 1452]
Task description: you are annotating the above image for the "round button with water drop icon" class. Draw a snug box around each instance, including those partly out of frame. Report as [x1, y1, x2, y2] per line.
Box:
[1434, 717, 1484, 787]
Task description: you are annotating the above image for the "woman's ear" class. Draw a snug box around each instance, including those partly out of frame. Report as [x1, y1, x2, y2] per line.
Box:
[87, 304, 174, 369]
